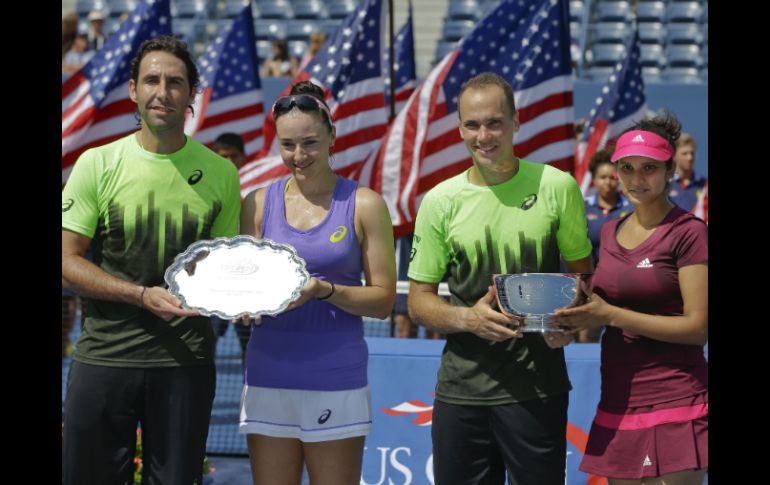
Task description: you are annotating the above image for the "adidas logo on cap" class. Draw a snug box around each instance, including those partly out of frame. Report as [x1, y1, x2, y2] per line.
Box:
[632, 134, 645, 143]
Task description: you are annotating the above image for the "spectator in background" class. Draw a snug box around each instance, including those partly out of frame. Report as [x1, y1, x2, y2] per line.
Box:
[580, 147, 630, 342]
[555, 112, 708, 484]
[86, 10, 108, 51]
[260, 39, 298, 77]
[63, 34, 95, 75]
[213, 132, 247, 169]
[584, 147, 631, 266]
[298, 31, 328, 71]
[669, 133, 707, 221]
[62, 12, 79, 58]
[211, 132, 250, 366]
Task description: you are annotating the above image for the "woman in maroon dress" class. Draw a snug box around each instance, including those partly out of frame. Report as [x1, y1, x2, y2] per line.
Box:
[554, 112, 708, 484]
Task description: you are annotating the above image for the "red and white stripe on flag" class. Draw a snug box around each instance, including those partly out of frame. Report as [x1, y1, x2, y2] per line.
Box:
[184, 4, 265, 160]
[62, 0, 173, 185]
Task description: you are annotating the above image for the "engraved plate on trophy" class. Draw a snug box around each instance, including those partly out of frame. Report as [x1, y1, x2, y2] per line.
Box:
[492, 273, 591, 333]
[165, 236, 309, 320]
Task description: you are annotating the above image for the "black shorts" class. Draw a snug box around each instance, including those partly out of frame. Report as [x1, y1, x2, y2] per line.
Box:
[431, 394, 568, 485]
[62, 361, 215, 485]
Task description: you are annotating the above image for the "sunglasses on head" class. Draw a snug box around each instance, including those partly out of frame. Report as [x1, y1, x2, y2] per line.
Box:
[271, 94, 332, 123]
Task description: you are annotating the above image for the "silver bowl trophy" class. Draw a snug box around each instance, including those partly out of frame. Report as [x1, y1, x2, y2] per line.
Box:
[493, 273, 592, 333]
[164, 235, 309, 320]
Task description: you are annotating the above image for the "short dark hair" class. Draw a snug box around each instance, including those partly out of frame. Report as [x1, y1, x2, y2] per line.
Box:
[458, 72, 516, 119]
[213, 133, 245, 154]
[588, 147, 614, 178]
[130, 36, 199, 93]
[622, 110, 682, 169]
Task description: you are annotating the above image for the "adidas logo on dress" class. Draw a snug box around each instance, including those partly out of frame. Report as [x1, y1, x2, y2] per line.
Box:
[636, 258, 653, 268]
[643, 455, 652, 467]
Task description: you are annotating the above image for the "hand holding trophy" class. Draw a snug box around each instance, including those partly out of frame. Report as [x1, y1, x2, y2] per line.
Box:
[492, 273, 592, 333]
[164, 235, 309, 320]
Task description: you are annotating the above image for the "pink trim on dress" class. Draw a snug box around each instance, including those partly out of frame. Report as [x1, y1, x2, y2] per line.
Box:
[594, 403, 708, 430]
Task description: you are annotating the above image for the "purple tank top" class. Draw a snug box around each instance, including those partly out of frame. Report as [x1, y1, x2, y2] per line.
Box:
[245, 176, 367, 391]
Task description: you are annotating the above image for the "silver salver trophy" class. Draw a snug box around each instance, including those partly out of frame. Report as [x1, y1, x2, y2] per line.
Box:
[493, 273, 591, 332]
[164, 235, 310, 320]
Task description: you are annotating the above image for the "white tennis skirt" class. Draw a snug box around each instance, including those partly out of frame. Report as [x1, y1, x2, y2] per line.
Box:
[239, 385, 372, 442]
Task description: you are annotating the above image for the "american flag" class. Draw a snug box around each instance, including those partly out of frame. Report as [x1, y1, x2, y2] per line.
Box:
[575, 29, 647, 195]
[384, 0, 417, 116]
[368, 0, 577, 236]
[184, 3, 264, 158]
[61, 0, 172, 184]
[239, 0, 388, 196]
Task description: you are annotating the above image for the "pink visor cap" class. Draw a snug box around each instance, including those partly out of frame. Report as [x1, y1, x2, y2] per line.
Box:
[610, 130, 674, 162]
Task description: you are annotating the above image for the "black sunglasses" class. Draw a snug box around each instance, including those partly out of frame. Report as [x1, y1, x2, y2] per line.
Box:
[271, 95, 332, 124]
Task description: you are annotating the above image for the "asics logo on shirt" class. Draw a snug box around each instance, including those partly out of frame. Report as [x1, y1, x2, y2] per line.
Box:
[318, 409, 332, 424]
[410, 235, 420, 262]
[188, 170, 204, 185]
[636, 258, 653, 269]
[521, 194, 538, 210]
[329, 225, 347, 243]
[62, 198, 74, 212]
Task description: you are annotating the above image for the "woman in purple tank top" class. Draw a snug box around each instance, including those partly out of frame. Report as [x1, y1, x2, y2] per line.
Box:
[554, 112, 708, 484]
[237, 81, 396, 485]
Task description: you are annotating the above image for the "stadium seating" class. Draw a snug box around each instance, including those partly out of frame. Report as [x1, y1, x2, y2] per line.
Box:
[662, 66, 701, 83]
[638, 22, 666, 45]
[593, 22, 630, 44]
[666, 44, 703, 68]
[569, 1, 585, 22]
[595, 1, 631, 22]
[591, 43, 626, 66]
[636, 1, 666, 23]
[666, 23, 704, 45]
[326, 0, 356, 20]
[285, 20, 316, 40]
[292, 1, 328, 20]
[441, 19, 476, 42]
[254, 19, 287, 40]
[666, 1, 703, 23]
[222, 0, 250, 19]
[447, 1, 481, 21]
[173, 0, 203, 19]
[640, 43, 665, 68]
[106, 0, 136, 17]
[256, 0, 294, 20]
[142, 0, 709, 85]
